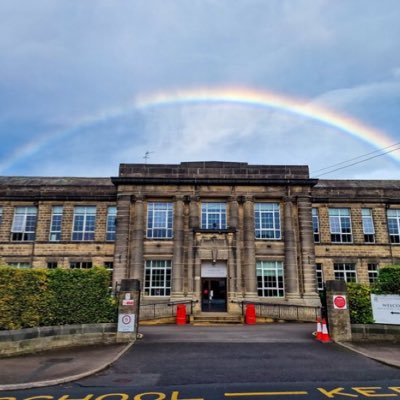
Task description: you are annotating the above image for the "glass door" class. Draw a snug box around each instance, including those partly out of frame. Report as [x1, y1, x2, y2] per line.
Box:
[201, 278, 227, 312]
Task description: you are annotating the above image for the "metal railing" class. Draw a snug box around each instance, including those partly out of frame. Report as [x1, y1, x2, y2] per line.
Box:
[234, 300, 320, 322]
[140, 300, 197, 321]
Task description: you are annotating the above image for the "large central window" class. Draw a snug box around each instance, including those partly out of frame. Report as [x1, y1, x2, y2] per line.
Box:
[11, 206, 37, 241]
[255, 203, 281, 239]
[256, 261, 284, 297]
[329, 208, 352, 243]
[147, 202, 173, 239]
[144, 260, 171, 296]
[201, 202, 226, 229]
[72, 206, 96, 241]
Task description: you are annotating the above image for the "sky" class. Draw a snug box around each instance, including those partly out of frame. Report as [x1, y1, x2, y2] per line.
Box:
[1, 0, 400, 179]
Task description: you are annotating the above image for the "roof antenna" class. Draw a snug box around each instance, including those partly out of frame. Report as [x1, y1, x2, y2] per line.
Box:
[143, 151, 154, 164]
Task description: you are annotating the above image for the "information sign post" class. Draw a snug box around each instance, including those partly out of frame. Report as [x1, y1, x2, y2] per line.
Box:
[117, 279, 141, 342]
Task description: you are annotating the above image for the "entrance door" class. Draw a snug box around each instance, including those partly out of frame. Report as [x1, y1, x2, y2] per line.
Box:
[201, 278, 227, 312]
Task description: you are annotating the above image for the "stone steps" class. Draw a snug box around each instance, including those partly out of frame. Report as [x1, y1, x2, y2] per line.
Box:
[191, 313, 243, 326]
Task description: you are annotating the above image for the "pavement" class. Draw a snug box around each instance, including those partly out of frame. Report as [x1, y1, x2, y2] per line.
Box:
[0, 326, 399, 391]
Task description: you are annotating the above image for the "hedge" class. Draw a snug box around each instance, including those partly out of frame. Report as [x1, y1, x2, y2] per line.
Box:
[347, 283, 374, 324]
[0, 266, 117, 330]
[373, 265, 400, 295]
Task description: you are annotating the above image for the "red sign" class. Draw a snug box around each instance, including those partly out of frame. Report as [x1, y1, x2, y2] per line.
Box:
[333, 295, 347, 309]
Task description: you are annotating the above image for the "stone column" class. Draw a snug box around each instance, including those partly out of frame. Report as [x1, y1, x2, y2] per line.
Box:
[129, 196, 145, 282]
[172, 197, 184, 298]
[190, 197, 201, 299]
[243, 197, 257, 297]
[112, 194, 131, 289]
[298, 196, 320, 304]
[228, 197, 239, 296]
[284, 197, 300, 299]
[184, 197, 193, 294]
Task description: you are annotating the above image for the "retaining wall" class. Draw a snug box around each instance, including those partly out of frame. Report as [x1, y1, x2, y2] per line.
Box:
[352, 324, 400, 342]
[0, 323, 117, 357]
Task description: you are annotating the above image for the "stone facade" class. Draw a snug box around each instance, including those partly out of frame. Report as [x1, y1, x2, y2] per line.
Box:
[0, 163, 400, 316]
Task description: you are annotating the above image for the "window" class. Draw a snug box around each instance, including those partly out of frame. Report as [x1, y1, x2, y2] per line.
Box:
[70, 261, 92, 269]
[7, 262, 31, 268]
[201, 202, 226, 229]
[387, 209, 400, 244]
[47, 262, 58, 269]
[368, 263, 379, 284]
[106, 206, 117, 241]
[11, 206, 37, 241]
[362, 208, 375, 243]
[72, 206, 96, 241]
[104, 261, 114, 271]
[147, 202, 173, 239]
[316, 263, 324, 291]
[49, 206, 63, 241]
[312, 208, 320, 243]
[104, 261, 114, 288]
[0, 206, 2, 224]
[334, 263, 357, 282]
[144, 260, 171, 296]
[256, 261, 284, 297]
[329, 208, 352, 243]
[255, 203, 281, 239]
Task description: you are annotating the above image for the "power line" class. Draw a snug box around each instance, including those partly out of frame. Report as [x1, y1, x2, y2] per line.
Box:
[311, 142, 400, 174]
[313, 145, 400, 178]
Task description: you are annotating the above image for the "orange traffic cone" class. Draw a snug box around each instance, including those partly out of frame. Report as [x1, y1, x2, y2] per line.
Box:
[316, 317, 323, 341]
[320, 318, 332, 343]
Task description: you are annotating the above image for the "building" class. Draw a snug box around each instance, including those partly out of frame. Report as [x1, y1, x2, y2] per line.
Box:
[1, 162, 400, 316]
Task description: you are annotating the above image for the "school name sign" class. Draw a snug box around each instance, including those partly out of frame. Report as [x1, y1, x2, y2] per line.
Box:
[371, 294, 400, 325]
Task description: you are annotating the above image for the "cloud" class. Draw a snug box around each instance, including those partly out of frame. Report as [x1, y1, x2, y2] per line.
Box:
[0, 0, 400, 178]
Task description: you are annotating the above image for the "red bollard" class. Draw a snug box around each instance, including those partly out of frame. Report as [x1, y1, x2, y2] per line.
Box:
[245, 304, 256, 325]
[176, 304, 187, 325]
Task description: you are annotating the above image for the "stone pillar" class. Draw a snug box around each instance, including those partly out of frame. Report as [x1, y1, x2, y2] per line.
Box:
[298, 196, 320, 304]
[243, 197, 257, 297]
[325, 280, 352, 342]
[190, 197, 201, 300]
[172, 197, 184, 298]
[284, 197, 300, 299]
[184, 197, 193, 295]
[229, 197, 239, 295]
[113, 194, 131, 289]
[129, 196, 145, 282]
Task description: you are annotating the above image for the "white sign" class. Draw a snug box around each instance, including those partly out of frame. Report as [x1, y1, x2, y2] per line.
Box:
[118, 313, 135, 332]
[333, 295, 347, 310]
[371, 294, 400, 325]
[201, 262, 227, 278]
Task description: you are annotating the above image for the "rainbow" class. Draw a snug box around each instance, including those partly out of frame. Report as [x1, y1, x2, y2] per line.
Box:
[1, 86, 398, 173]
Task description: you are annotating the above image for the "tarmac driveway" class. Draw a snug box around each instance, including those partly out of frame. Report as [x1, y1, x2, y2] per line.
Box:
[77, 323, 400, 388]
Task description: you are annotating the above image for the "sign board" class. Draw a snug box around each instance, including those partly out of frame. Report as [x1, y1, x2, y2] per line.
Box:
[333, 295, 347, 310]
[201, 262, 227, 278]
[118, 313, 135, 332]
[122, 299, 134, 306]
[371, 294, 400, 325]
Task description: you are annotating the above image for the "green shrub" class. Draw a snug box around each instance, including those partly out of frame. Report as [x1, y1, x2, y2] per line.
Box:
[347, 282, 374, 324]
[0, 266, 117, 330]
[373, 265, 400, 295]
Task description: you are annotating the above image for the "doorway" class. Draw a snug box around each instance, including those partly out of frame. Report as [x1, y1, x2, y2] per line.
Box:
[201, 278, 227, 312]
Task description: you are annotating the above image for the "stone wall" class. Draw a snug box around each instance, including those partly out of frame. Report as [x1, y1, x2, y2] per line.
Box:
[0, 324, 117, 357]
[352, 324, 400, 342]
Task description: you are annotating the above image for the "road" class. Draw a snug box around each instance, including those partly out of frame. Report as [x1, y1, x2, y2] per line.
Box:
[2, 324, 400, 399]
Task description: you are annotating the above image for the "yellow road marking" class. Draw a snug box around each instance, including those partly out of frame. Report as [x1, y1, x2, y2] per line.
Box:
[224, 391, 308, 397]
